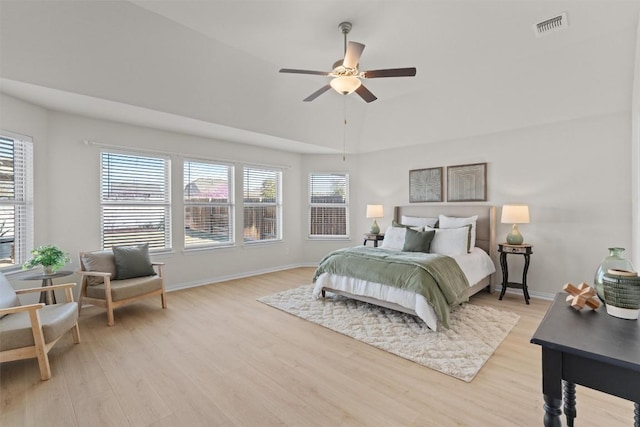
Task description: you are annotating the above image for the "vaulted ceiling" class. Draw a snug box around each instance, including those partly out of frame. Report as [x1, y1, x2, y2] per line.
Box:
[1, 1, 638, 154]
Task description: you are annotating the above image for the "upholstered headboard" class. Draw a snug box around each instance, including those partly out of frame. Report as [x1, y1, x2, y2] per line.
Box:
[394, 205, 496, 257]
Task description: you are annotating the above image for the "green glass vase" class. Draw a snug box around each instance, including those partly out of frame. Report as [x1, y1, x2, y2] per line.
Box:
[594, 247, 635, 301]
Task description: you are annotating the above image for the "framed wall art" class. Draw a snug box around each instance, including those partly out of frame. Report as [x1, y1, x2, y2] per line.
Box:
[409, 167, 443, 203]
[447, 162, 487, 202]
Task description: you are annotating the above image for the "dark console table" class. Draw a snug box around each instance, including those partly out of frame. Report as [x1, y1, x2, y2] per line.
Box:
[531, 293, 640, 427]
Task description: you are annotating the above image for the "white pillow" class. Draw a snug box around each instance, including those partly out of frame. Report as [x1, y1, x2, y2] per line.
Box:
[380, 226, 407, 250]
[427, 226, 471, 256]
[438, 214, 478, 249]
[401, 215, 438, 228]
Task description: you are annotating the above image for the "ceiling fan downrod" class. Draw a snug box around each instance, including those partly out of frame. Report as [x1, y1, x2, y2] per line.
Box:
[338, 21, 352, 56]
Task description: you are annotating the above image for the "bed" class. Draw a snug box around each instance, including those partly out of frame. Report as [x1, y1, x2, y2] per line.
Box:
[312, 205, 497, 331]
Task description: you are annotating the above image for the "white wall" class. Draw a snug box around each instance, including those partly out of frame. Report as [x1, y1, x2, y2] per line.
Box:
[632, 10, 640, 269]
[0, 93, 306, 299]
[306, 113, 631, 297]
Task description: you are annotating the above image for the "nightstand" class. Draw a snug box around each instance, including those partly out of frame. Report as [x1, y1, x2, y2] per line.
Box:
[498, 243, 533, 304]
[363, 233, 384, 247]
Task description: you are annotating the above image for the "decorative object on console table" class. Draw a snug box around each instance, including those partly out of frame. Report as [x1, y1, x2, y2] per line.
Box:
[602, 269, 640, 320]
[562, 282, 601, 310]
[500, 204, 529, 245]
[447, 162, 487, 202]
[366, 204, 383, 234]
[594, 247, 635, 302]
[363, 233, 384, 247]
[409, 167, 443, 202]
[498, 243, 533, 304]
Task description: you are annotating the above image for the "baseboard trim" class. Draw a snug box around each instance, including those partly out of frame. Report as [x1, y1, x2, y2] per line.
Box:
[166, 262, 316, 292]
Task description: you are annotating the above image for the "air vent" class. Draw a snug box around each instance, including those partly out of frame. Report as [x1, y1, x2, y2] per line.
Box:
[534, 12, 568, 37]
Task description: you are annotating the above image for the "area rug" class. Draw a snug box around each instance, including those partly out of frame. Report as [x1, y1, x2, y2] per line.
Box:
[258, 284, 519, 382]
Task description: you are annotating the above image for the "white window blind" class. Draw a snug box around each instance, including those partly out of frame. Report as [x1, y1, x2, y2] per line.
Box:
[243, 166, 282, 242]
[184, 160, 234, 248]
[309, 172, 349, 238]
[0, 134, 33, 269]
[101, 151, 171, 250]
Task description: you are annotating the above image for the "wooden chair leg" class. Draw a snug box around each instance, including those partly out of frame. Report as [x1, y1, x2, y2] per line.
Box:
[28, 309, 51, 380]
[71, 322, 81, 344]
[161, 291, 167, 309]
[106, 307, 115, 326]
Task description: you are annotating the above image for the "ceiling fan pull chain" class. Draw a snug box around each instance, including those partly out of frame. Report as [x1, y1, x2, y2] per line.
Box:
[343, 95, 347, 161]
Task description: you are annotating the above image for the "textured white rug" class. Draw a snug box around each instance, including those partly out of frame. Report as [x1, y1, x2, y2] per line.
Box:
[258, 284, 519, 382]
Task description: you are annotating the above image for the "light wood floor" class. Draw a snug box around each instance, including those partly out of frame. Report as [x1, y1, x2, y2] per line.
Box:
[1, 267, 634, 426]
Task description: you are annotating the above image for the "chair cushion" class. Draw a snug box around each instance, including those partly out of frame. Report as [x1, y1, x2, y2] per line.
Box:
[0, 302, 78, 351]
[113, 244, 156, 280]
[81, 250, 117, 286]
[0, 273, 20, 319]
[86, 275, 163, 301]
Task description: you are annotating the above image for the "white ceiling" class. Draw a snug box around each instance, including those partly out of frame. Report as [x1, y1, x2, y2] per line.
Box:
[1, 0, 639, 154]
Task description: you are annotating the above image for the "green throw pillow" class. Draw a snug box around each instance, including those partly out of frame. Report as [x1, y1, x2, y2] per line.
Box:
[403, 228, 435, 253]
[113, 243, 156, 280]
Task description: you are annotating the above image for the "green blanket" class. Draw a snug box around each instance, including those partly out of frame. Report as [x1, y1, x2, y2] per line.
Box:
[313, 246, 469, 328]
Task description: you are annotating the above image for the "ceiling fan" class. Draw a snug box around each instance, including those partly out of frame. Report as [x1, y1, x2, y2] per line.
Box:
[279, 22, 417, 103]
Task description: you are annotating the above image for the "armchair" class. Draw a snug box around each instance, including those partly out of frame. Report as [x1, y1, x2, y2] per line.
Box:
[0, 272, 80, 380]
[78, 246, 167, 326]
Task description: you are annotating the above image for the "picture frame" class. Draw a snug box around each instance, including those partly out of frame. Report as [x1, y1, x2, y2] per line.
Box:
[409, 167, 443, 203]
[447, 162, 487, 202]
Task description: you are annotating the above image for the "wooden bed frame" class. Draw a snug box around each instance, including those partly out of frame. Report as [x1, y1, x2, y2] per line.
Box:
[319, 204, 497, 317]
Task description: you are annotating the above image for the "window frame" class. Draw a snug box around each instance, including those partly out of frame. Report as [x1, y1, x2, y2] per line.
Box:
[242, 165, 283, 244]
[183, 158, 235, 250]
[100, 150, 172, 251]
[0, 131, 34, 271]
[308, 172, 350, 240]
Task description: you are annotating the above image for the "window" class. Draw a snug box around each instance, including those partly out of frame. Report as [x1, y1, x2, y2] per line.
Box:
[184, 160, 234, 248]
[309, 172, 349, 238]
[101, 151, 171, 250]
[243, 166, 282, 243]
[0, 133, 33, 269]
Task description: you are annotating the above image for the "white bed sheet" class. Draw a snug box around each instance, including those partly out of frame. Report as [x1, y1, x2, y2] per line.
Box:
[312, 247, 495, 331]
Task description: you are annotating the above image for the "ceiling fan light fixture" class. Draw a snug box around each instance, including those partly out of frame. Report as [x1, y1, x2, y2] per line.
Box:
[330, 76, 362, 95]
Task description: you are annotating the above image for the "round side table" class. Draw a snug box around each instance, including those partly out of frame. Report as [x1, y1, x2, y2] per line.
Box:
[22, 270, 73, 305]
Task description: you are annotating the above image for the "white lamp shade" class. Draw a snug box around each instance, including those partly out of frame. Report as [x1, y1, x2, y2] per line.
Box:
[366, 204, 384, 219]
[330, 76, 362, 95]
[501, 204, 530, 224]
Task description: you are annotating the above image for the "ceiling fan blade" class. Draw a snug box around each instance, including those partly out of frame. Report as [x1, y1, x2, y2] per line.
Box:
[343, 42, 365, 69]
[355, 84, 377, 103]
[362, 68, 417, 78]
[303, 84, 331, 102]
[280, 68, 330, 76]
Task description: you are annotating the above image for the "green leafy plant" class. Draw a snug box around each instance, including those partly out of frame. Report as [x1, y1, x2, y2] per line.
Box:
[22, 245, 71, 272]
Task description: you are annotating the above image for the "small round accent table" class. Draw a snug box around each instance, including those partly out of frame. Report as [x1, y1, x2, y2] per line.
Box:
[22, 270, 73, 305]
[498, 243, 533, 304]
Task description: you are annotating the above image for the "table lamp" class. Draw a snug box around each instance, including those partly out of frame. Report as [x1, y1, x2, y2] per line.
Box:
[501, 204, 530, 245]
[366, 204, 384, 234]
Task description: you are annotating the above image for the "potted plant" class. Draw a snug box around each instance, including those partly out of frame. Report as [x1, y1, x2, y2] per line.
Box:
[22, 245, 71, 275]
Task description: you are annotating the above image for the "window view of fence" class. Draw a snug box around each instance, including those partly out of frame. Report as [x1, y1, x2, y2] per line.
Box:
[309, 173, 349, 237]
[243, 166, 281, 242]
[184, 160, 234, 248]
[101, 152, 171, 250]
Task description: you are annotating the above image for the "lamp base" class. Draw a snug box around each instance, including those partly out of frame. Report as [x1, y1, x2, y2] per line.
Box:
[370, 219, 380, 235]
[506, 224, 524, 245]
